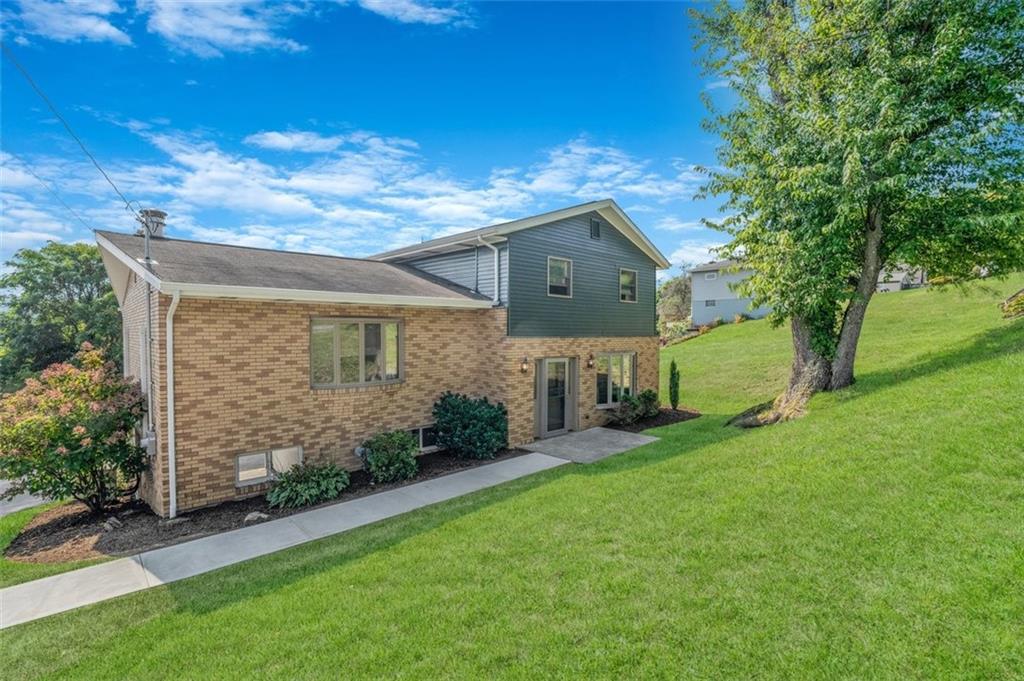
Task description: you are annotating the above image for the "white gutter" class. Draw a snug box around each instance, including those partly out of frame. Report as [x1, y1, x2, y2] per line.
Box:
[477, 236, 500, 304]
[165, 290, 181, 518]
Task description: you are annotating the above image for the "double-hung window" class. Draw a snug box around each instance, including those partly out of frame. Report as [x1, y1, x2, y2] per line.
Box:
[547, 257, 572, 297]
[619, 268, 638, 303]
[311, 318, 401, 388]
[596, 352, 636, 408]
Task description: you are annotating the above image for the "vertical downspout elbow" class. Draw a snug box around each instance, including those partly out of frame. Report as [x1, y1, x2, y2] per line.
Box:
[165, 290, 181, 518]
[477, 236, 500, 304]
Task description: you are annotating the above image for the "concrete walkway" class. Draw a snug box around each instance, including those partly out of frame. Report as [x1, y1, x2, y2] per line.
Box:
[0, 452, 567, 629]
[520, 427, 658, 463]
[0, 481, 44, 517]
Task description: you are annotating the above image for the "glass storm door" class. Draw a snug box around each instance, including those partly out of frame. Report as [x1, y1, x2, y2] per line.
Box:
[542, 358, 570, 437]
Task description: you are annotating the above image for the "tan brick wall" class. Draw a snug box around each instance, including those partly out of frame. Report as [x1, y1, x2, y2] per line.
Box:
[121, 294, 659, 515]
[496, 331, 661, 446]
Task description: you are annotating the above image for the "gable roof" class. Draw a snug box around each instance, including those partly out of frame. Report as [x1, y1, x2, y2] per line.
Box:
[688, 259, 743, 274]
[96, 231, 493, 308]
[371, 199, 672, 269]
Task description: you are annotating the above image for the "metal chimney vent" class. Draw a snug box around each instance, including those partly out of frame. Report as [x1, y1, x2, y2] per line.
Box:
[139, 209, 167, 238]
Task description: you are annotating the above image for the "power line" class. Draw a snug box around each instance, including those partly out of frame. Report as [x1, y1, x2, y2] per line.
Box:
[1, 41, 141, 225]
[3, 151, 94, 231]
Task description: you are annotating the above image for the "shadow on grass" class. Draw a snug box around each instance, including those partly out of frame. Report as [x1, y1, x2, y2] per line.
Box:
[847, 321, 1023, 396]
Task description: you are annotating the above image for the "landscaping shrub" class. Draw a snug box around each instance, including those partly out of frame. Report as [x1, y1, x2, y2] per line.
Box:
[638, 389, 660, 419]
[698, 325, 711, 335]
[0, 344, 147, 514]
[361, 430, 418, 483]
[669, 359, 681, 410]
[266, 463, 349, 509]
[612, 394, 645, 425]
[433, 391, 508, 459]
[733, 313, 749, 324]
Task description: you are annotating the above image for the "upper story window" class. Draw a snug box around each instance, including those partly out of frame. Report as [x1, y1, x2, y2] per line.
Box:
[547, 257, 572, 298]
[705, 300, 717, 307]
[590, 218, 601, 239]
[704, 272, 718, 281]
[619, 268, 638, 303]
[311, 318, 401, 388]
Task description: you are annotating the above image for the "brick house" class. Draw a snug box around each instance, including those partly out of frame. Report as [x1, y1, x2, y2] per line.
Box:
[97, 199, 669, 517]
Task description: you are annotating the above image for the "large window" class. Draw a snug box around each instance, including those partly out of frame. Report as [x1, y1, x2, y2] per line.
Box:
[619, 268, 638, 303]
[596, 352, 636, 408]
[311, 318, 401, 388]
[547, 257, 572, 298]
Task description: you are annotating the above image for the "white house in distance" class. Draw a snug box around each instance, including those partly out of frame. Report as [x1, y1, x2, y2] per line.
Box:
[688, 259, 771, 326]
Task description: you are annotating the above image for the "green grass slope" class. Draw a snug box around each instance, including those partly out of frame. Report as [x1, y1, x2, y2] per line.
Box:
[3, 277, 1022, 680]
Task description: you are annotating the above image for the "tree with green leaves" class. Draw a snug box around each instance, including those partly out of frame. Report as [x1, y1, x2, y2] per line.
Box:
[0, 242, 121, 392]
[669, 359, 681, 411]
[657, 274, 693, 323]
[694, 0, 1024, 424]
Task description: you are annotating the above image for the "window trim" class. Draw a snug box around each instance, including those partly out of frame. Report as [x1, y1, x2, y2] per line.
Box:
[595, 351, 637, 409]
[618, 268, 638, 304]
[235, 445, 304, 487]
[310, 317, 404, 389]
[546, 256, 573, 299]
[408, 424, 440, 453]
[704, 272, 718, 281]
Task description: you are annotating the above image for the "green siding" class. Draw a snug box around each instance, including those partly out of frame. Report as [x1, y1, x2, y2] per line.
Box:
[507, 212, 658, 337]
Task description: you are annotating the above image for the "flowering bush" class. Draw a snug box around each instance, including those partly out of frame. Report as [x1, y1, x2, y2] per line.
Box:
[0, 343, 147, 514]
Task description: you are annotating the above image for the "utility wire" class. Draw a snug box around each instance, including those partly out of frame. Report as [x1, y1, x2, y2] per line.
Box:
[1, 41, 141, 225]
[3, 151, 94, 231]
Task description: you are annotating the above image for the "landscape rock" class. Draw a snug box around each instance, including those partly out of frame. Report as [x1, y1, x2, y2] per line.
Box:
[244, 511, 270, 524]
[159, 516, 190, 527]
[102, 517, 123, 531]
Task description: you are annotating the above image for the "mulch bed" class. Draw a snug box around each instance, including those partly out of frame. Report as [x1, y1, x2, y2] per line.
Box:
[5, 448, 526, 565]
[606, 407, 701, 433]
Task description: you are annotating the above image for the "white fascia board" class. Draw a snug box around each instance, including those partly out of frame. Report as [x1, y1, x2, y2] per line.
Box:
[95, 233, 163, 288]
[165, 282, 495, 308]
[595, 203, 672, 269]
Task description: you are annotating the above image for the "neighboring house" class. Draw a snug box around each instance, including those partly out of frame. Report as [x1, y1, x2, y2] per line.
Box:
[877, 265, 927, 293]
[97, 199, 669, 517]
[688, 260, 770, 326]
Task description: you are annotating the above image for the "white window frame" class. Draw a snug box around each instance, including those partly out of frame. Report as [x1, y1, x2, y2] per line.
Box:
[619, 268, 638, 303]
[595, 352, 637, 409]
[547, 256, 573, 298]
[311, 317, 403, 389]
[235, 445, 304, 487]
[704, 272, 718, 281]
[408, 424, 440, 453]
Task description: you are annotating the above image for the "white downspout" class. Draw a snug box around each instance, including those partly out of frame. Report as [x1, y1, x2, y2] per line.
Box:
[477, 236, 500, 304]
[165, 290, 181, 518]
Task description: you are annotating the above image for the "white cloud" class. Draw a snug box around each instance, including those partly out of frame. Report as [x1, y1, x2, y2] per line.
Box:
[354, 0, 470, 26]
[184, 79, 199, 86]
[655, 214, 733, 232]
[704, 79, 730, 91]
[245, 131, 347, 153]
[8, 0, 131, 45]
[137, 0, 308, 57]
[669, 240, 724, 269]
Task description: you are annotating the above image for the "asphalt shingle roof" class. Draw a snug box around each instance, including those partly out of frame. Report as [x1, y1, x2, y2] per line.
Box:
[688, 259, 740, 273]
[97, 231, 491, 302]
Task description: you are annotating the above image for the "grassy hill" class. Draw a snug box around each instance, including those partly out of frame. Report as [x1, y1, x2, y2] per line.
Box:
[4, 276, 1023, 680]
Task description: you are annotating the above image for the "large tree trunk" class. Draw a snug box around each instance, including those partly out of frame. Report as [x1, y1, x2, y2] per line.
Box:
[729, 208, 885, 428]
[829, 209, 884, 390]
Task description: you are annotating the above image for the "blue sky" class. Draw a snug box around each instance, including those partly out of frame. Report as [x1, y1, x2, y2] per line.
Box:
[1, 1, 731, 278]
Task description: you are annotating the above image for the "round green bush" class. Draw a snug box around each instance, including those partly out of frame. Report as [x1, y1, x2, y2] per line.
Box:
[432, 391, 508, 460]
[266, 463, 349, 509]
[361, 430, 418, 483]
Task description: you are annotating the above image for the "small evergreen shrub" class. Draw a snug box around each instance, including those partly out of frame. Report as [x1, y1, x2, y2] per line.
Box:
[361, 430, 418, 483]
[612, 393, 645, 425]
[433, 391, 508, 460]
[638, 389, 660, 419]
[266, 463, 349, 509]
[668, 359, 681, 410]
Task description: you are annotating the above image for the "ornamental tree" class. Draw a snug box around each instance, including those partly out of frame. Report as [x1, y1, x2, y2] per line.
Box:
[0, 344, 147, 514]
[694, 0, 1024, 423]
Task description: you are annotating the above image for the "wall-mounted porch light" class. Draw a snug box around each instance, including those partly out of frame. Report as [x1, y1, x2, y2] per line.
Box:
[520, 356, 530, 373]
[586, 352, 595, 369]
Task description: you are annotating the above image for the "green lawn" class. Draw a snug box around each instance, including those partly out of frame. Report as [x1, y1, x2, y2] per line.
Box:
[3, 277, 1022, 680]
